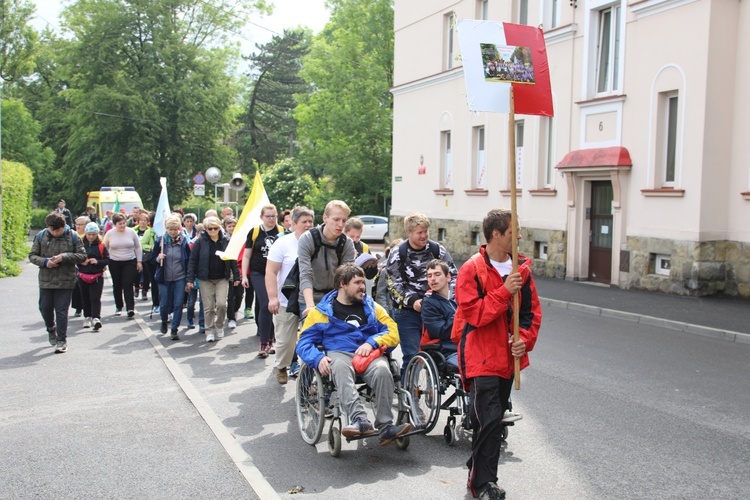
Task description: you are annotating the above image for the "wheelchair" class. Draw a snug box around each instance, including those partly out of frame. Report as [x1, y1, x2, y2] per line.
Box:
[402, 344, 512, 446]
[295, 353, 424, 457]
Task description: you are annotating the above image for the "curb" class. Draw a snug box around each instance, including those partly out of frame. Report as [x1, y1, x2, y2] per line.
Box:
[132, 312, 280, 500]
[540, 297, 750, 345]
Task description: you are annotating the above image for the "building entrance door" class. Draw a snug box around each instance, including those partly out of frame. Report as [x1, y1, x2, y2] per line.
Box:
[589, 181, 613, 283]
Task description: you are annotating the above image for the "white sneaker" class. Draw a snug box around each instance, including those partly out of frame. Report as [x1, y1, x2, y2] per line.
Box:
[502, 410, 523, 423]
[206, 333, 216, 342]
[216, 328, 225, 339]
[228, 320, 237, 330]
[83, 317, 92, 328]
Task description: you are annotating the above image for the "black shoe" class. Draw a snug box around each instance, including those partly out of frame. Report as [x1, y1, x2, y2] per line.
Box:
[55, 340, 67, 353]
[160, 322, 168, 334]
[127, 310, 135, 318]
[478, 482, 506, 500]
[170, 330, 179, 341]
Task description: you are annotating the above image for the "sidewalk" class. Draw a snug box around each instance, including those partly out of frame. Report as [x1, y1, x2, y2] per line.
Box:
[0, 263, 261, 499]
[534, 275, 750, 341]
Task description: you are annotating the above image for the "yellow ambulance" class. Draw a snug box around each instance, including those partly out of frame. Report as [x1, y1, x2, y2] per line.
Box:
[86, 187, 144, 222]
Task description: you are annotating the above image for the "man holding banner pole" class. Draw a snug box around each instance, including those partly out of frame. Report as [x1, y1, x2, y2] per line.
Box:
[456, 19, 552, 499]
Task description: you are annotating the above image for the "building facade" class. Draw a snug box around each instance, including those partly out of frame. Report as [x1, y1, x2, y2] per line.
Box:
[390, 0, 750, 297]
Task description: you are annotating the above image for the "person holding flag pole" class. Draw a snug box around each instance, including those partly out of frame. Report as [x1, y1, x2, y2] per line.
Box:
[454, 20, 550, 500]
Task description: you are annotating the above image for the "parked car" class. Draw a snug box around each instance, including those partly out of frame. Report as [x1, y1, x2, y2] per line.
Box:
[355, 215, 389, 243]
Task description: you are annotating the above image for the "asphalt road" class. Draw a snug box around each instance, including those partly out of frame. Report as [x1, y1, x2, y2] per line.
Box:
[2, 261, 749, 499]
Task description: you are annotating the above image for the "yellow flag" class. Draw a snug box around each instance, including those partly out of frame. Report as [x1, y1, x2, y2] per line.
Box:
[218, 171, 270, 261]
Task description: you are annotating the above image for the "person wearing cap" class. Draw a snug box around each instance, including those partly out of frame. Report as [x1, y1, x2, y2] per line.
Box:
[56, 199, 74, 229]
[78, 222, 109, 330]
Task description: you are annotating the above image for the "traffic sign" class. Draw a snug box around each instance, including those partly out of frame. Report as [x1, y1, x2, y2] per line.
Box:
[193, 172, 206, 185]
[193, 184, 205, 196]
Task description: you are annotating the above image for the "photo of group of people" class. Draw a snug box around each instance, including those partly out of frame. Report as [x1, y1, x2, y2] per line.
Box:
[481, 43, 535, 84]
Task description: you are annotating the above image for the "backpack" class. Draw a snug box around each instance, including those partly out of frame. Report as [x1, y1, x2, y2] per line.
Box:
[249, 224, 284, 247]
[281, 226, 347, 317]
[450, 253, 488, 348]
[37, 228, 81, 247]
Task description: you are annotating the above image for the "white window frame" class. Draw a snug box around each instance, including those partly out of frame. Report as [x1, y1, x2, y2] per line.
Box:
[543, 0, 562, 30]
[441, 130, 453, 189]
[655, 254, 671, 276]
[542, 116, 556, 188]
[445, 13, 455, 70]
[477, 0, 489, 20]
[584, 1, 625, 99]
[518, 0, 529, 25]
[661, 92, 679, 186]
[474, 126, 487, 189]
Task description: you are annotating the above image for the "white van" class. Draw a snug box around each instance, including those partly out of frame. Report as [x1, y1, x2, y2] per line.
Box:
[87, 187, 144, 222]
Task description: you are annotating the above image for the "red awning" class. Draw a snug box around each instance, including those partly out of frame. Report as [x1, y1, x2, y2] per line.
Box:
[556, 147, 632, 169]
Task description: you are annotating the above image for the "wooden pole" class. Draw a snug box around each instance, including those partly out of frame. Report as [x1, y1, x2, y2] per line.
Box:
[508, 87, 521, 391]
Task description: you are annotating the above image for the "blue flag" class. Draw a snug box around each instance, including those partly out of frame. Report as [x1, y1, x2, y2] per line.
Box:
[153, 177, 170, 236]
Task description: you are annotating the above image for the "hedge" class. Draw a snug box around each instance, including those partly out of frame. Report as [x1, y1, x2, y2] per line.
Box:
[1, 160, 33, 277]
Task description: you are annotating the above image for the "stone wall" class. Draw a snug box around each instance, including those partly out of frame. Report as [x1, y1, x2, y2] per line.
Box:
[388, 215, 566, 278]
[625, 236, 750, 297]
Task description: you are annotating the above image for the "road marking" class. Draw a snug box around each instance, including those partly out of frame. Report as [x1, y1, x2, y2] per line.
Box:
[132, 312, 280, 500]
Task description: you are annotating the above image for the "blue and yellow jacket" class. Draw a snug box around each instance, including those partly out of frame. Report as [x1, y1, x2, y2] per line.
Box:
[296, 290, 400, 370]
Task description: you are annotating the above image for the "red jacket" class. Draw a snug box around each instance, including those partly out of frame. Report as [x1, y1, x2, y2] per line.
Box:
[451, 246, 541, 381]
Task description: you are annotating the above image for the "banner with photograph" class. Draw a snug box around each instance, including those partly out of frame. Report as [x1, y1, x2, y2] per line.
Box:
[457, 20, 553, 116]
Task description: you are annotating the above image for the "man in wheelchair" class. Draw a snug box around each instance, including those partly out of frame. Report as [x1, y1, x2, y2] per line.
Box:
[421, 259, 459, 369]
[296, 263, 412, 446]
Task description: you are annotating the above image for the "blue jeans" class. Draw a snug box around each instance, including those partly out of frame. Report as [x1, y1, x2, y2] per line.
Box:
[159, 278, 186, 330]
[393, 307, 422, 377]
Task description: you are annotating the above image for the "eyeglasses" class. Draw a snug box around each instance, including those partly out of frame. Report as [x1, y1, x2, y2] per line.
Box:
[206, 227, 220, 231]
[263, 215, 277, 219]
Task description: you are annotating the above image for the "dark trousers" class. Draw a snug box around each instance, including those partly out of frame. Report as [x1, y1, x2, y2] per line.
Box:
[250, 271, 274, 342]
[71, 280, 83, 312]
[244, 273, 255, 310]
[145, 260, 160, 307]
[79, 277, 104, 319]
[109, 259, 137, 311]
[39, 288, 74, 341]
[393, 307, 423, 377]
[467, 375, 513, 495]
[227, 281, 244, 321]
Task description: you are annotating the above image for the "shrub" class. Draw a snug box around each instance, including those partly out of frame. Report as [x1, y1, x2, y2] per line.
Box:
[30, 208, 49, 229]
[1, 160, 34, 273]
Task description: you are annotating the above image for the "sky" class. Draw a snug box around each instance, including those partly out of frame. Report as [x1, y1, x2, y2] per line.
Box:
[30, 0, 331, 52]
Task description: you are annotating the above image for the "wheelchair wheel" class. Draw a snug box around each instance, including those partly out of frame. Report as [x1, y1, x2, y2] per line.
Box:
[443, 424, 456, 446]
[403, 353, 440, 434]
[328, 423, 342, 457]
[395, 410, 410, 450]
[296, 363, 326, 445]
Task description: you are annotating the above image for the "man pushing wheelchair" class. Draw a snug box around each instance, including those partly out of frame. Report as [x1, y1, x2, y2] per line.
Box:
[296, 263, 412, 446]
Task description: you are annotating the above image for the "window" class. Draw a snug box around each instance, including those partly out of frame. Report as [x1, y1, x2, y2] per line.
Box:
[544, 0, 561, 29]
[477, 0, 489, 20]
[445, 14, 455, 70]
[441, 131, 453, 189]
[536, 242, 549, 260]
[652, 254, 671, 276]
[542, 117, 555, 187]
[474, 126, 487, 189]
[664, 94, 678, 185]
[515, 120, 525, 188]
[595, 5, 622, 94]
[518, 0, 529, 25]
[438, 228, 447, 241]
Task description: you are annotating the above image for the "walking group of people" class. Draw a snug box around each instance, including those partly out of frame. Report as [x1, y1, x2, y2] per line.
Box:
[31, 195, 541, 500]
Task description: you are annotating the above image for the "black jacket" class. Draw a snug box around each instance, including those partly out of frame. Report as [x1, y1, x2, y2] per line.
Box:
[187, 230, 239, 282]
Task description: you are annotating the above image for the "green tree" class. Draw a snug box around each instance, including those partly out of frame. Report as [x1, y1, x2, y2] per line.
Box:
[50, 0, 269, 209]
[294, 0, 393, 216]
[0, 0, 38, 84]
[260, 158, 321, 216]
[236, 28, 312, 169]
[0, 99, 56, 200]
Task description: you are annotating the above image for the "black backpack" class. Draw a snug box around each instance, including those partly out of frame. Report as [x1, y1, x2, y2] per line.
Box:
[281, 226, 347, 317]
